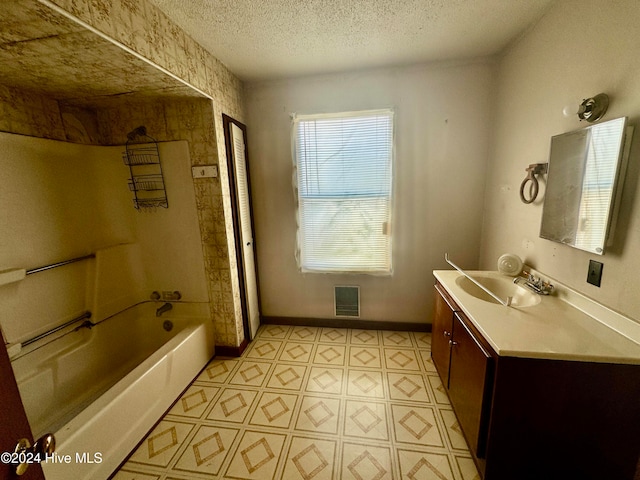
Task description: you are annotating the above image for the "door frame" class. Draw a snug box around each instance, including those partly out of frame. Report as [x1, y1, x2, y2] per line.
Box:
[222, 114, 261, 343]
[0, 335, 45, 480]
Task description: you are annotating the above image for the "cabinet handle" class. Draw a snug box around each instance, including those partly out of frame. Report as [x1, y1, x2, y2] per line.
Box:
[443, 330, 451, 337]
[449, 339, 458, 346]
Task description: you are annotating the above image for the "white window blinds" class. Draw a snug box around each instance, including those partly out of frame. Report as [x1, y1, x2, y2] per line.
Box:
[292, 109, 394, 274]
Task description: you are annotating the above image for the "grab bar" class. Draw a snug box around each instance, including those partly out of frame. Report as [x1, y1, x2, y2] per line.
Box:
[21, 311, 92, 348]
[444, 253, 512, 307]
[26, 254, 95, 276]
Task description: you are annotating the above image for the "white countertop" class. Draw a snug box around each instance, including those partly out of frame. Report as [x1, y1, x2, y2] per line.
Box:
[433, 270, 640, 365]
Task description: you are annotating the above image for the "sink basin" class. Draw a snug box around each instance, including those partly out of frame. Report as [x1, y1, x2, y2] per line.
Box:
[455, 273, 541, 307]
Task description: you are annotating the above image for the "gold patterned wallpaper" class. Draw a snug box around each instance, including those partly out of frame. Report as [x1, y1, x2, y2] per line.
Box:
[0, 0, 205, 105]
[0, 84, 67, 140]
[0, 0, 248, 347]
[46, 0, 244, 115]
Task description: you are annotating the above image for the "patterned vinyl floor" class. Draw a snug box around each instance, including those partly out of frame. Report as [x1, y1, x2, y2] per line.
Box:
[112, 325, 480, 480]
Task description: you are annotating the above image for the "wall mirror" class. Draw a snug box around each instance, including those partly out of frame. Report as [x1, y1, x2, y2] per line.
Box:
[540, 116, 633, 254]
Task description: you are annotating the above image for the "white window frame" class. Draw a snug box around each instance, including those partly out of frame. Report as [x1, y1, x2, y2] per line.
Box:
[292, 109, 394, 274]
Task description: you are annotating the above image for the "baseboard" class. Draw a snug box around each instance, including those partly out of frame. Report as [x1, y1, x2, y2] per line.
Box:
[214, 319, 431, 357]
[262, 316, 431, 332]
[215, 337, 249, 357]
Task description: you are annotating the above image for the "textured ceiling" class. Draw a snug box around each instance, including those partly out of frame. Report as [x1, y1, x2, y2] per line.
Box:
[148, 0, 554, 82]
[0, 0, 555, 106]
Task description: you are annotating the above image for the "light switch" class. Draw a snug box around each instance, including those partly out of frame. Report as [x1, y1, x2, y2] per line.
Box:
[587, 260, 603, 287]
[192, 165, 218, 178]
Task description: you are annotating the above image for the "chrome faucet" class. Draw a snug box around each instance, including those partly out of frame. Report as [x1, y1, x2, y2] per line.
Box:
[156, 302, 173, 317]
[513, 272, 554, 295]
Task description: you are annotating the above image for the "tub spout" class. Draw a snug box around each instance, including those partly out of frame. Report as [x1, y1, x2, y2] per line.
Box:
[156, 302, 173, 317]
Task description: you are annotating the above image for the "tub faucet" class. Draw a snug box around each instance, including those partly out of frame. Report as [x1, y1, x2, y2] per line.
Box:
[156, 302, 173, 317]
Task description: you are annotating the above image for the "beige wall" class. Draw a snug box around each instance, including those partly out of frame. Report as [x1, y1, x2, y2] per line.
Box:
[481, 0, 640, 321]
[246, 61, 496, 324]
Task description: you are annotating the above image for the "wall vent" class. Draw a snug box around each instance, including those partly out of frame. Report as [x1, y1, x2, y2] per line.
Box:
[334, 286, 360, 317]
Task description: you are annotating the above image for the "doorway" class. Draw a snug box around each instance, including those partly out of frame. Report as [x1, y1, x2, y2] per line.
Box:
[223, 115, 260, 341]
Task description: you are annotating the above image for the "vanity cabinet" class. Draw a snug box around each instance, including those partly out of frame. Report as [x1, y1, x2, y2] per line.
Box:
[448, 312, 493, 458]
[431, 283, 457, 379]
[432, 281, 640, 480]
[432, 284, 494, 462]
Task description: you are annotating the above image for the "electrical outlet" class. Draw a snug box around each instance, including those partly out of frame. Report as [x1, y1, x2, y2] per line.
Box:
[587, 260, 603, 287]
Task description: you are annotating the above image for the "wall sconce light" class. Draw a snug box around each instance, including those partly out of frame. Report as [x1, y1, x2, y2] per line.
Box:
[563, 93, 609, 122]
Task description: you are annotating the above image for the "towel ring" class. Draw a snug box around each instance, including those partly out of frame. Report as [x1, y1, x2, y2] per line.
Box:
[519, 163, 548, 204]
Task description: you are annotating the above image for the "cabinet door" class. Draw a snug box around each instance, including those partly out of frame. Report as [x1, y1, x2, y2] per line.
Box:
[432, 284, 456, 385]
[448, 312, 493, 458]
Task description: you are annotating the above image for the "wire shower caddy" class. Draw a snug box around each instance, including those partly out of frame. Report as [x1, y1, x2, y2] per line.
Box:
[124, 126, 168, 209]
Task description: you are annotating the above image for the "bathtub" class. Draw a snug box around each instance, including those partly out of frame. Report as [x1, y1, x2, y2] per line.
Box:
[10, 301, 215, 480]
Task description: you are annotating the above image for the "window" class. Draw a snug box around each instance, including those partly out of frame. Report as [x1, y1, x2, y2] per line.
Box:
[292, 109, 394, 274]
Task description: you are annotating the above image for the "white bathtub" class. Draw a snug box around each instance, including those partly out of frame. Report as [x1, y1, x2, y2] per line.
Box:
[10, 302, 215, 480]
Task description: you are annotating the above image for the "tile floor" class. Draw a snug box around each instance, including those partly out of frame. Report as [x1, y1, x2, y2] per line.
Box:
[112, 325, 480, 480]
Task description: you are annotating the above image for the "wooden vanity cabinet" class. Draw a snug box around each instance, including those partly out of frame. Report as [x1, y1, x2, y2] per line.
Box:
[432, 283, 495, 463]
[432, 281, 640, 480]
[431, 283, 457, 380]
[448, 312, 493, 458]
